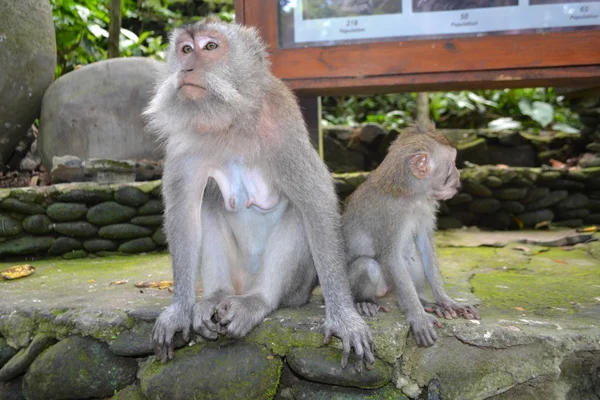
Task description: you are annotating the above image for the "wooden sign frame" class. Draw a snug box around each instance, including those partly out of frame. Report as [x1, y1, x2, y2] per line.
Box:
[235, 1, 600, 96]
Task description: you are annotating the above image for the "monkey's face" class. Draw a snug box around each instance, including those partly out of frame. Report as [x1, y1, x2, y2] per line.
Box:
[431, 147, 460, 201]
[174, 29, 229, 101]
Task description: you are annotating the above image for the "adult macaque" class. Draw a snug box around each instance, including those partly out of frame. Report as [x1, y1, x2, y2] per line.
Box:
[144, 17, 374, 368]
[342, 123, 480, 347]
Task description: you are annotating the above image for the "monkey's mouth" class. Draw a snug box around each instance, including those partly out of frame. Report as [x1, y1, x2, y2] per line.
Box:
[179, 83, 208, 100]
[179, 83, 207, 90]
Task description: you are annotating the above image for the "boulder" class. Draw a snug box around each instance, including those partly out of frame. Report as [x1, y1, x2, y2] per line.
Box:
[39, 57, 163, 169]
[0, 0, 56, 165]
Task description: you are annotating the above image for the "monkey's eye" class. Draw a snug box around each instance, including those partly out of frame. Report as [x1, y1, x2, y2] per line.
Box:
[205, 42, 218, 51]
[182, 45, 193, 54]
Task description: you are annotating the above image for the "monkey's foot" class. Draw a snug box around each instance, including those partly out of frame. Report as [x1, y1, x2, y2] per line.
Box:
[215, 294, 268, 338]
[192, 291, 230, 340]
[409, 313, 444, 348]
[424, 301, 481, 320]
[355, 301, 390, 317]
[324, 309, 375, 371]
[152, 304, 192, 363]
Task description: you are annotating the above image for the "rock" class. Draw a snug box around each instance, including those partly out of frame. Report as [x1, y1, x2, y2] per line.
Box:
[55, 189, 112, 204]
[586, 199, 600, 211]
[87, 201, 136, 225]
[20, 140, 42, 172]
[323, 136, 365, 173]
[488, 168, 518, 184]
[83, 239, 118, 253]
[323, 125, 355, 142]
[138, 199, 163, 215]
[553, 219, 583, 228]
[110, 323, 187, 358]
[152, 229, 167, 246]
[48, 237, 82, 255]
[50, 155, 85, 183]
[510, 176, 534, 188]
[21, 215, 52, 234]
[585, 214, 600, 224]
[38, 58, 163, 169]
[119, 238, 155, 253]
[554, 193, 589, 210]
[98, 224, 152, 240]
[150, 185, 162, 198]
[130, 215, 163, 227]
[587, 177, 600, 190]
[451, 210, 478, 226]
[493, 187, 529, 201]
[0, 198, 44, 215]
[46, 202, 88, 222]
[446, 193, 472, 206]
[462, 180, 493, 197]
[538, 171, 562, 182]
[0, 0, 56, 166]
[580, 156, 600, 168]
[0, 339, 17, 370]
[22, 336, 137, 400]
[555, 209, 590, 220]
[437, 202, 450, 216]
[480, 211, 511, 230]
[0, 376, 23, 400]
[0, 216, 22, 238]
[286, 347, 391, 389]
[0, 236, 54, 256]
[516, 209, 554, 227]
[111, 384, 146, 400]
[140, 342, 282, 400]
[53, 222, 98, 238]
[502, 201, 525, 214]
[586, 142, 600, 152]
[521, 187, 550, 204]
[0, 334, 56, 382]
[115, 187, 149, 207]
[525, 190, 568, 211]
[546, 180, 586, 191]
[565, 170, 588, 182]
[484, 176, 503, 188]
[356, 123, 387, 144]
[437, 217, 463, 230]
[62, 250, 88, 260]
[469, 198, 502, 214]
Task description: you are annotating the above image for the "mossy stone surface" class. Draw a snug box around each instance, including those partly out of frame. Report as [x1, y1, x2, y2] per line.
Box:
[99, 224, 152, 240]
[87, 201, 136, 225]
[0, 216, 22, 238]
[22, 336, 137, 400]
[119, 238, 156, 253]
[48, 237, 82, 255]
[21, 214, 52, 234]
[130, 215, 163, 227]
[46, 202, 87, 222]
[0, 198, 44, 215]
[83, 239, 118, 252]
[0, 338, 17, 370]
[53, 221, 98, 238]
[137, 199, 163, 215]
[152, 228, 167, 246]
[115, 187, 149, 207]
[0, 236, 54, 256]
[140, 342, 282, 400]
[0, 333, 56, 381]
[55, 189, 113, 204]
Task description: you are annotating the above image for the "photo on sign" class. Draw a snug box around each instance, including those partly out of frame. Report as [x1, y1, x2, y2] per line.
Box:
[302, 0, 402, 20]
[530, 0, 600, 4]
[413, 0, 517, 12]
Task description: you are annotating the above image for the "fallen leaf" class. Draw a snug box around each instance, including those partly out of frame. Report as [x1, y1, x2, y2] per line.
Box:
[513, 245, 530, 252]
[549, 159, 566, 169]
[267, 355, 274, 360]
[110, 280, 127, 285]
[168, 287, 175, 293]
[535, 221, 550, 230]
[1, 265, 35, 280]
[134, 280, 173, 290]
[514, 307, 525, 311]
[551, 258, 568, 265]
[576, 226, 597, 233]
[496, 164, 509, 169]
[88, 279, 96, 283]
[511, 216, 524, 230]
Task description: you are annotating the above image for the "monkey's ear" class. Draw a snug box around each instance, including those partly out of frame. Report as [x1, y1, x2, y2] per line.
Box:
[409, 153, 430, 179]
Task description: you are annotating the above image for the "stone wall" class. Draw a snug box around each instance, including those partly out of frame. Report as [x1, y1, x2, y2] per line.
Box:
[0, 181, 165, 259]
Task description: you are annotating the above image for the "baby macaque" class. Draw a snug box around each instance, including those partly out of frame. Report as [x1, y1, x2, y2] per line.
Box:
[342, 123, 480, 347]
[144, 16, 373, 368]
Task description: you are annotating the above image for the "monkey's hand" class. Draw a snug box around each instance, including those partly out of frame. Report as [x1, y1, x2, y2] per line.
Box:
[152, 304, 192, 363]
[425, 299, 481, 320]
[215, 294, 269, 339]
[324, 310, 375, 370]
[192, 293, 229, 340]
[409, 313, 444, 347]
[355, 301, 390, 318]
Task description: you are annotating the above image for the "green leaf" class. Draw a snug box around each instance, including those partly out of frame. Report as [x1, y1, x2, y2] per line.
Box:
[488, 117, 522, 131]
[551, 123, 580, 134]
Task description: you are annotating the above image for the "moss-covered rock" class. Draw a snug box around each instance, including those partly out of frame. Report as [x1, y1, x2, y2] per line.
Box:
[53, 221, 98, 238]
[493, 187, 529, 201]
[139, 342, 282, 400]
[516, 209, 554, 227]
[115, 187, 149, 207]
[83, 239, 118, 252]
[21, 214, 52, 234]
[521, 186, 550, 204]
[87, 201, 136, 225]
[152, 229, 167, 246]
[501, 201, 525, 214]
[130, 215, 163, 227]
[99, 224, 152, 240]
[463, 180, 493, 197]
[109, 323, 187, 357]
[119, 238, 155, 253]
[468, 198, 501, 214]
[150, 185, 162, 198]
[0, 339, 17, 370]
[0, 216, 22, 238]
[0, 198, 44, 215]
[137, 199, 163, 216]
[48, 237, 82, 255]
[111, 384, 146, 400]
[287, 347, 391, 389]
[446, 193, 472, 206]
[0, 313, 36, 349]
[0, 334, 57, 382]
[22, 336, 137, 400]
[46, 202, 87, 222]
[554, 193, 589, 210]
[524, 190, 568, 211]
[0, 236, 54, 256]
[62, 250, 88, 259]
[55, 189, 113, 204]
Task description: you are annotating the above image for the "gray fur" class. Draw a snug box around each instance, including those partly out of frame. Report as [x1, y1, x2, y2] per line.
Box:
[145, 17, 374, 367]
[343, 124, 480, 347]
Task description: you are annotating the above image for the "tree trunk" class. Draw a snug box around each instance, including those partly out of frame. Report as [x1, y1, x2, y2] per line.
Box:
[108, 0, 122, 58]
[416, 92, 430, 125]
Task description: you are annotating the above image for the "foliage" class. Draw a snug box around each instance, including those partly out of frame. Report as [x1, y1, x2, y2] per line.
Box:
[322, 88, 581, 134]
[50, 0, 234, 77]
